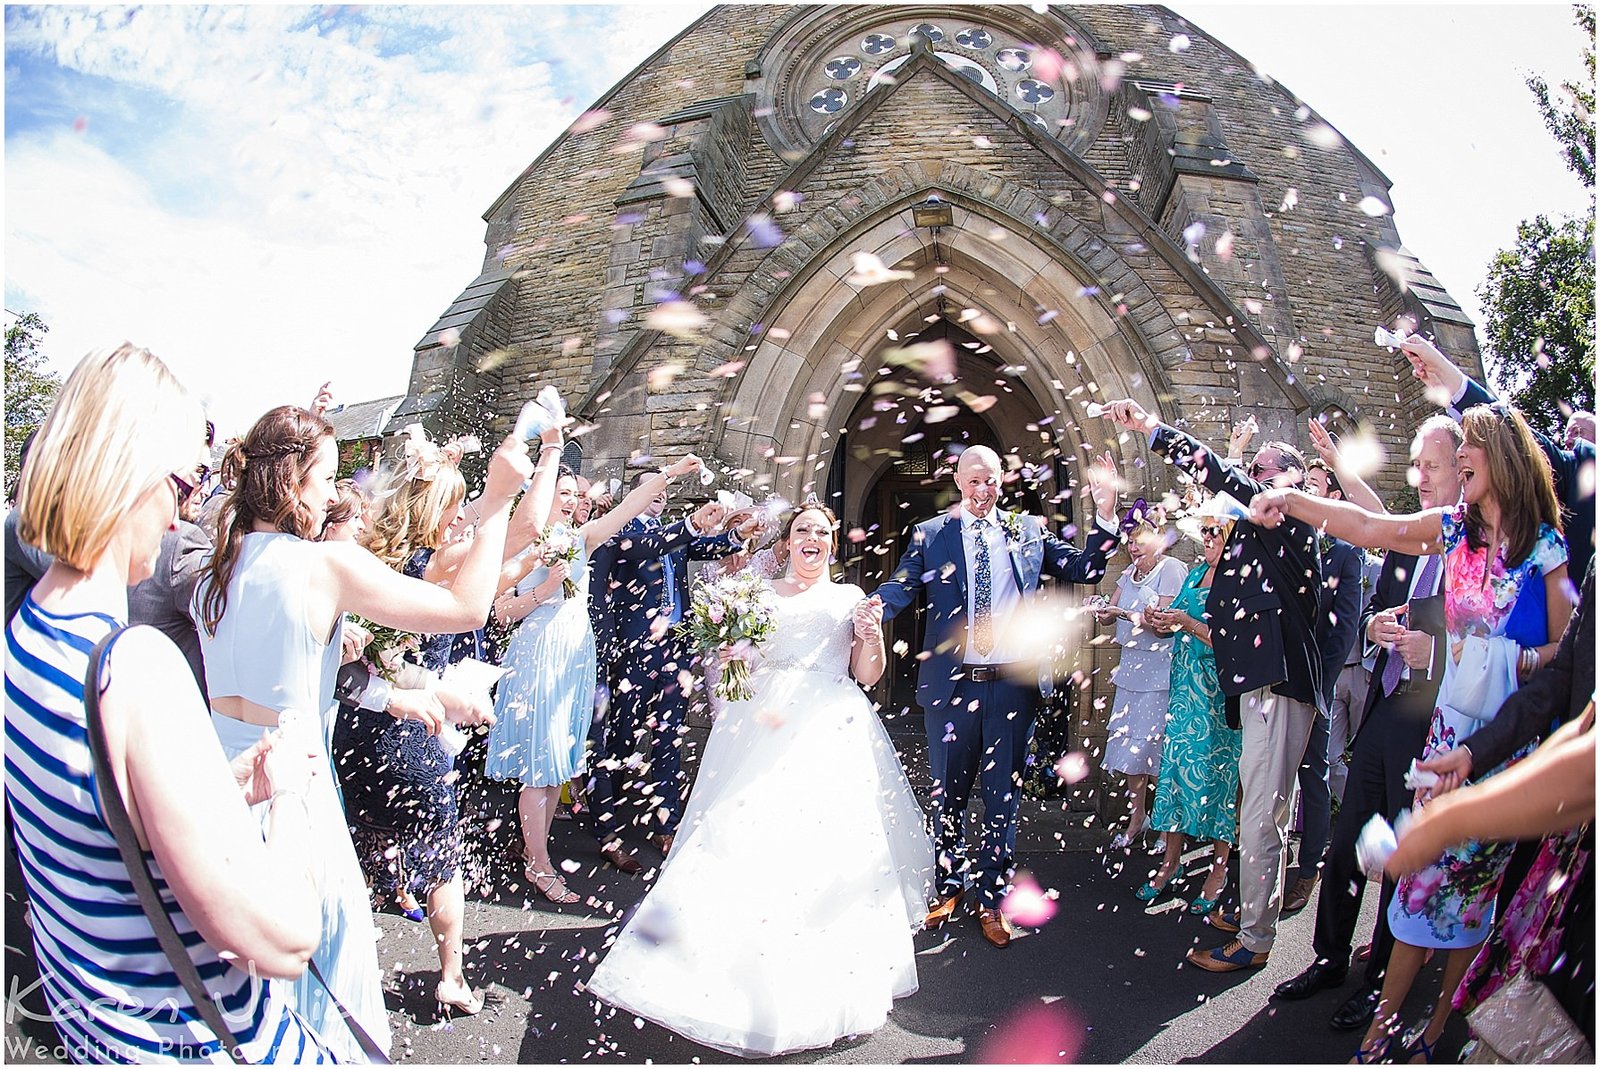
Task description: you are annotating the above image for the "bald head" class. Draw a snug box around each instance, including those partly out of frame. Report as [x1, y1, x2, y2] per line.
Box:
[954, 445, 1002, 518]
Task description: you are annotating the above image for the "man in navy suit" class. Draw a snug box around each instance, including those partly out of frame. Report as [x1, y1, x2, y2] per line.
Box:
[871, 444, 1120, 948]
[589, 471, 749, 863]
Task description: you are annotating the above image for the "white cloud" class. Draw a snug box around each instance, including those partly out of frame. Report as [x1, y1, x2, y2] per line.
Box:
[5, 3, 711, 434]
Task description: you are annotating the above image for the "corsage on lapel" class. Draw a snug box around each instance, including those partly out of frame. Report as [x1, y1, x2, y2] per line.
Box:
[999, 510, 1027, 545]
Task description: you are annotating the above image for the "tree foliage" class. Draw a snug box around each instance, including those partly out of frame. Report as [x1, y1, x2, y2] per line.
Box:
[5, 312, 61, 501]
[1528, 5, 1596, 190]
[1478, 5, 1596, 437]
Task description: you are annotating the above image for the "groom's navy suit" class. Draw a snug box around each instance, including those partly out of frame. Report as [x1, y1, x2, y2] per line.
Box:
[591, 515, 741, 840]
[875, 507, 1116, 907]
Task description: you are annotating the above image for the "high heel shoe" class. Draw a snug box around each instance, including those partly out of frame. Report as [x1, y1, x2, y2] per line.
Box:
[395, 893, 426, 923]
[1134, 879, 1170, 903]
[435, 980, 484, 1018]
[526, 868, 580, 905]
[1187, 892, 1222, 916]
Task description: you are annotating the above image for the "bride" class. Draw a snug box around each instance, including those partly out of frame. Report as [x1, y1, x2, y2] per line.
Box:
[585, 503, 934, 1057]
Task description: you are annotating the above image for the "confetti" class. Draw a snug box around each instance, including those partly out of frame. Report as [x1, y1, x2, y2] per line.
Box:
[1356, 195, 1391, 218]
[844, 251, 915, 287]
[646, 300, 708, 339]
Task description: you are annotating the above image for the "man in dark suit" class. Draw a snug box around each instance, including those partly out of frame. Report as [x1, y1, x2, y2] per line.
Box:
[1102, 399, 1324, 972]
[1272, 415, 1463, 1028]
[588, 472, 747, 863]
[871, 444, 1119, 948]
[1285, 460, 1366, 914]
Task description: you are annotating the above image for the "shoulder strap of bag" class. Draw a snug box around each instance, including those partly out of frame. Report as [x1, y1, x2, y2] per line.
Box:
[306, 958, 392, 1063]
[82, 628, 244, 1063]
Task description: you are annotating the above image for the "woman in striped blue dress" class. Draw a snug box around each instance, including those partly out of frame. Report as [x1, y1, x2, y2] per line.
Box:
[3, 345, 337, 1063]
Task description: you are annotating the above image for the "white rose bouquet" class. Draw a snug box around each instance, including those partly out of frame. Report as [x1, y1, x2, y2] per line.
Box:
[680, 571, 778, 702]
[541, 524, 582, 599]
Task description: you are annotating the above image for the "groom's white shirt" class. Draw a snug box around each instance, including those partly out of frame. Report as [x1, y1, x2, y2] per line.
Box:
[959, 505, 1024, 665]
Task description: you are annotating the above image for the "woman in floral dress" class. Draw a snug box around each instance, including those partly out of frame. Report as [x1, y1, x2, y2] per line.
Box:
[1251, 401, 1572, 1062]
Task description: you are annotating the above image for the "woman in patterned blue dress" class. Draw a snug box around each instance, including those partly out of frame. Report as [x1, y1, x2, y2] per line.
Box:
[5, 345, 337, 1062]
[1141, 515, 1241, 915]
[487, 455, 707, 904]
[1255, 401, 1572, 1062]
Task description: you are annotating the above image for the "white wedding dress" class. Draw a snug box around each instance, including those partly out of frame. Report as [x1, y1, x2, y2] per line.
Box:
[586, 580, 934, 1058]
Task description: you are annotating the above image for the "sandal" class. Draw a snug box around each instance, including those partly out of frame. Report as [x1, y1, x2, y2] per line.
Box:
[435, 980, 485, 1018]
[1399, 1023, 1439, 1063]
[1134, 879, 1169, 902]
[526, 868, 579, 905]
[1186, 893, 1221, 916]
[1352, 1035, 1394, 1063]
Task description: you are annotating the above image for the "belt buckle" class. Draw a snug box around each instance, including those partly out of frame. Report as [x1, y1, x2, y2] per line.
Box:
[967, 665, 997, 682]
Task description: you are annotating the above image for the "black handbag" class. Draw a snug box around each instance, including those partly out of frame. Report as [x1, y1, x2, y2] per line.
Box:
[83, 628, 391, 1063]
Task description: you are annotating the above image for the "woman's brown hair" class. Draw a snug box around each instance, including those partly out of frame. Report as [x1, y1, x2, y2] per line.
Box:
[780, 503, 841, 560]
[1461, 403, 1562, 566]
[199, 405, 335, 635]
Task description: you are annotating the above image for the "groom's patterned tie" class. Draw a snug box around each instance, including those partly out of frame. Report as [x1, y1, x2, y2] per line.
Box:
[973, 518, 994, 656]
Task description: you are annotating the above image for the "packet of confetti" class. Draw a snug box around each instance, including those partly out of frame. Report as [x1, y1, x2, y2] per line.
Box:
[513, 384, 567, 440]
[438, 658, 507, 757]
[1355, 810, 1414, 879]
[1403, 758, 1440, 792]
[1374, 325, 1408, 349]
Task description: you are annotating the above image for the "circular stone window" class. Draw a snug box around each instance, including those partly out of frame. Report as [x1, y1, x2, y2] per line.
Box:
[1016, 78, 1055, 105]
[954, 28, 992, 50]
[996, 47, 1032, 72]
[825, 56, 862, 79]
[809, 87, 848, 113]
[862, 32, 896, 55]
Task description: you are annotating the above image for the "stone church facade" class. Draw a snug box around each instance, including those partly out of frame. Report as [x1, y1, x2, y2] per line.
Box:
[392, 4, 1482, 806]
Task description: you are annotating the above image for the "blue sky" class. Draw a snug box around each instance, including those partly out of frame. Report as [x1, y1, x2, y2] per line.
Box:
[5, 4, 1592, 435]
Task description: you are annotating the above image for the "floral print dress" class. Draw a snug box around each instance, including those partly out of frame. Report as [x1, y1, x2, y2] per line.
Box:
[1388, 507, 1567, 949]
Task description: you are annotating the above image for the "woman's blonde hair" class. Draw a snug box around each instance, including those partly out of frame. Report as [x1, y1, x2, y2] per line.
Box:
[16, 344, 202, 572]
[362, 466, 467, 571]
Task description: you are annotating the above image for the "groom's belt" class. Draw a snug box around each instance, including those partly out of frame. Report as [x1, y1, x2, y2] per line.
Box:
[961, 664, 1010, 682]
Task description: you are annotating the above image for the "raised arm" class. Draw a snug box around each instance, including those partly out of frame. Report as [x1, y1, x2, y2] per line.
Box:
[505, 424, 567, 560]
[328, 432, 532, 634]
[582, 454, 706, 552]
[1250, 488, 1445, 557]
[1307, 419, 1384, 514]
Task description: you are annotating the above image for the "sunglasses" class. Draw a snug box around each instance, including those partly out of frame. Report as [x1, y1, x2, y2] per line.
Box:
[1247, 462, 1281, 479]
[1199, 525, 1225, 538]
[169, 471, 197, 500]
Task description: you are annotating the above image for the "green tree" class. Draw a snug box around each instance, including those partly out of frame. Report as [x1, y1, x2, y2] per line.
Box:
[1477, 5, 1596, 436]
[5, 312, 61, 501]
[1478, 214, 1596, 438]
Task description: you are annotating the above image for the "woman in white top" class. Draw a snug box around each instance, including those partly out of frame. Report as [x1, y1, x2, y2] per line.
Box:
[1095, 513, 1189, 850]
[193, 404, 533, 1058]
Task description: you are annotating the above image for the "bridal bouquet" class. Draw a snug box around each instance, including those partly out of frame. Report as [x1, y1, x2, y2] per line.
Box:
[680, 571, 778, 702]
[541, 524, 582, 598]
[349, 614, 421, 683]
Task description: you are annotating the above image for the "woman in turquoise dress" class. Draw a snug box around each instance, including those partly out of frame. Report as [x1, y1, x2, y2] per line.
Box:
[1253, 401, 1572, 1062]
[1140, 514, 1240, 915]
[486, 457, 706, 904]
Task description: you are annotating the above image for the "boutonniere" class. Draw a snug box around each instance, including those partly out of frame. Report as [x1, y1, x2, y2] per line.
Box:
[999, 511, 1027, 545]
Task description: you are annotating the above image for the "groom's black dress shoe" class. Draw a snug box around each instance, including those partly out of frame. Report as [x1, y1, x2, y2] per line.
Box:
[1330, 985, 1382, 1031]
[1273, 960, 1348, 1001]
[923, 891, 963, 931]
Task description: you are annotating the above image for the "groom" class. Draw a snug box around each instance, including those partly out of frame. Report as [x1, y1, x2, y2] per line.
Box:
[872, 444, 1119, 947]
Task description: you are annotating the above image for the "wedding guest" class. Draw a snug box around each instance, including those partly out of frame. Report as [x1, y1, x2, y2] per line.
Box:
[1137, 507, 1240, 913]
[195, 404, 531, 1059]
[1249, 401, 1571, 1062]
[1285, 458, 1364, 915]
[1271, 416, 1462, 1032]
[334, 438, 509, 1019]
[487, 456, 717, 899]
[1095, 507, 1188, 851]
[584, 470, 748, 867]
[1100, 400, 1324, 974]
[6, 345, 337, 1061]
